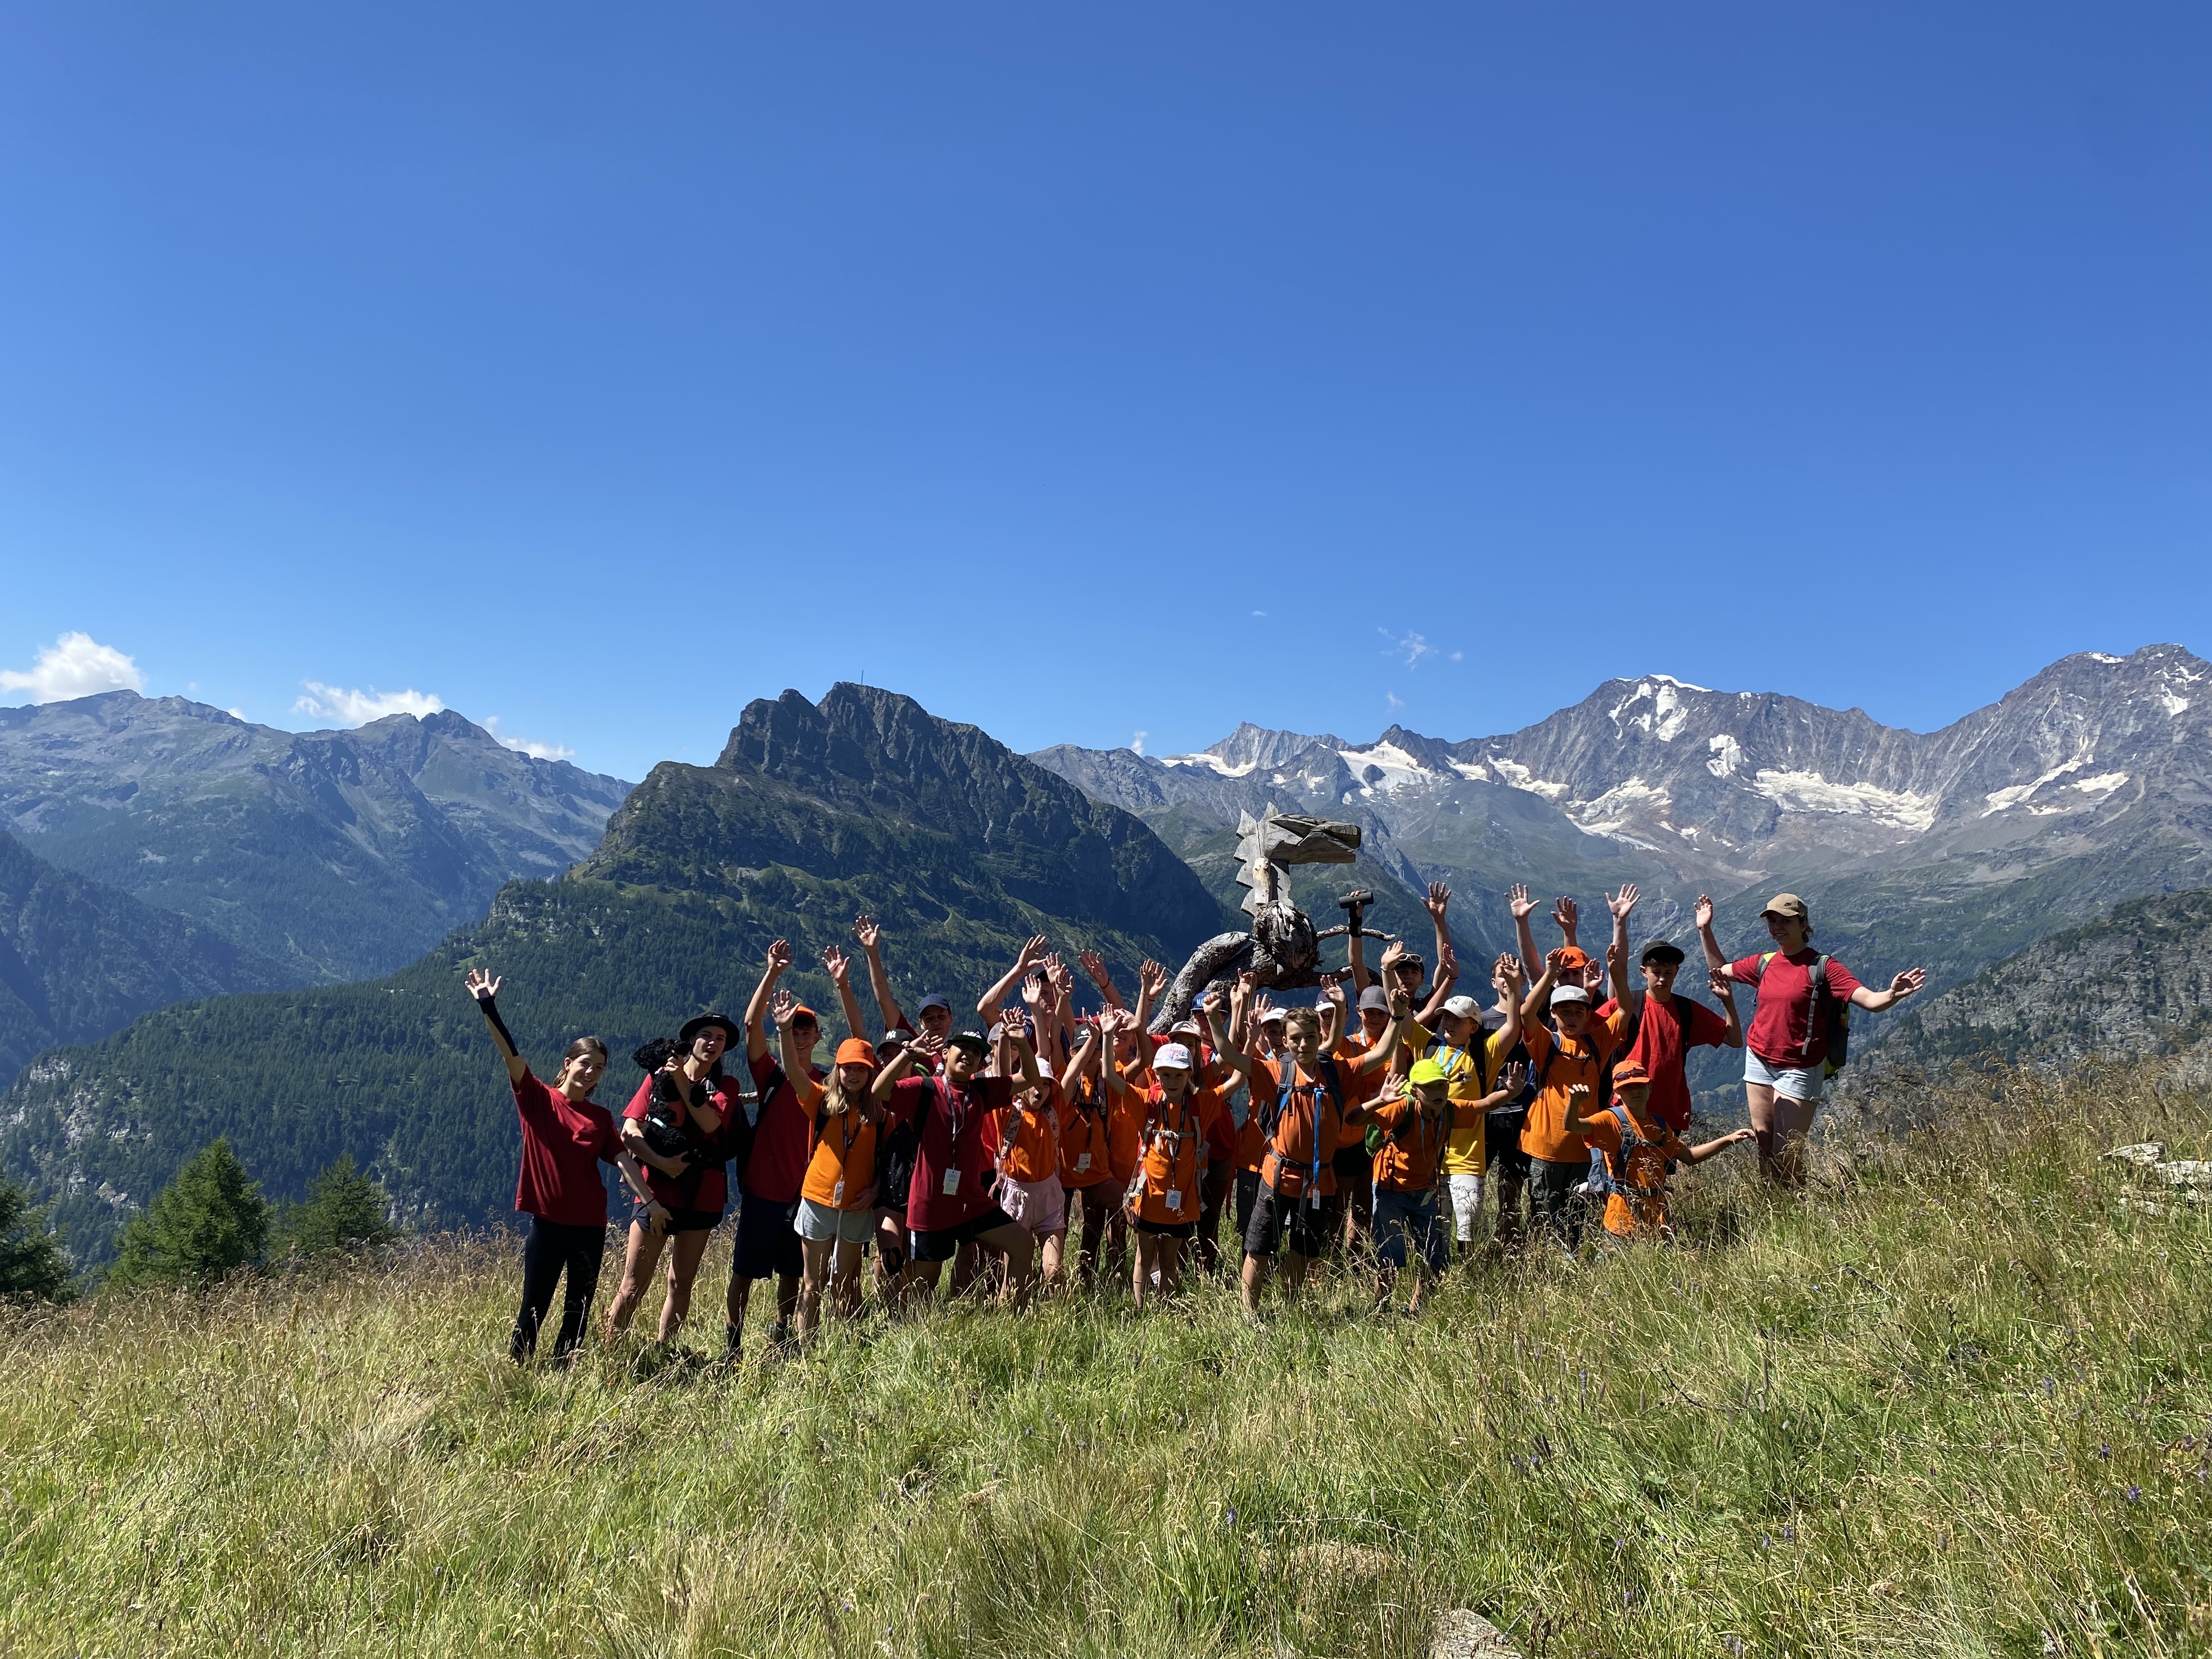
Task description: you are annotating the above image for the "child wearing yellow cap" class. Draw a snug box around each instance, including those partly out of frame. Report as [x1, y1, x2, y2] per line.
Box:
[1364, 1056, 1454, 1313]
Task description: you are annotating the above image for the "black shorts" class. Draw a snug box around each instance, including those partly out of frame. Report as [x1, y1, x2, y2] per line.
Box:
[1243, 1183, 1333, 1260]
[1331, 1144, 1372, 1182]
[909, 1206, 1015, 1263]
[1234, 1168, 1261, 1239]
[638, 1205, 721, 1234]
[731, 1192, 803, 1282]
[1487, 1109, 1532, 1181]
[1133, 1218, 1195, 1239]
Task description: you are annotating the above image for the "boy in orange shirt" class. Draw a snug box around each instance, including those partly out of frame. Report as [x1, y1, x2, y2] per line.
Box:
[1565, 1060, 1754, 1239]
[1058, 1008, 1138, 1286]
[1365, 1055, 1453, 1313]
[1517, 948, 1629, 1251]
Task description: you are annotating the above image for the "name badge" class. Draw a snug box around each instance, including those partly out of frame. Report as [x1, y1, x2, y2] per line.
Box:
[1165, 1189, 1182, 1210]
[942, 1168, 961, 1197]
[1075, 1153, 1091, 1171]
[1308, 1190, 1321, 1209]
[831, 1179, 844, 1205]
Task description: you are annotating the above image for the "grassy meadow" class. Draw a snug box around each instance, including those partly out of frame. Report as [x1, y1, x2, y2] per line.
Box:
[5, 1060, 2212, 1658]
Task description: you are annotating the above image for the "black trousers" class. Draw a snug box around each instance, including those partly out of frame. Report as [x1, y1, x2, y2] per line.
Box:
[512, 1215, 608, 1361]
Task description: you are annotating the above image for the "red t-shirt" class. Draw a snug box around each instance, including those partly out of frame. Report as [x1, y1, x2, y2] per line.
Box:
[896, 1073, 1015, 1233]
[1596, 994, 1733, 1132]
[1729, 950, 1865, 1071]
[746, 1050, 826, 1203]
[512, 1072, 622, 1227]
[622, 1074, 738, 1214]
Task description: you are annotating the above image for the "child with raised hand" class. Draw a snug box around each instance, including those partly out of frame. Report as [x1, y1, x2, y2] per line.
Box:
[1122, 989, 1248, 1307]
[465, 968, 663, 1363]
[1565, 1061, 1754, 1241]
[1364, 1056, 1459, 1313]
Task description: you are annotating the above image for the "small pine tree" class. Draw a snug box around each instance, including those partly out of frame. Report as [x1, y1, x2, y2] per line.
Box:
[272, 1154, 396, 1260]
[0, 1174, 70, 1301]
[108, 1139, 269, 1290]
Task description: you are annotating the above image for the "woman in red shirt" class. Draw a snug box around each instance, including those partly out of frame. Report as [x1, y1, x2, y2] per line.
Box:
[1719, 893, 1925, 1184]
[466, 969, 661, 1363]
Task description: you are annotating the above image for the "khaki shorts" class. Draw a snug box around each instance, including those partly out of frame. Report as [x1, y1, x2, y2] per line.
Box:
[794, 1198, 873, 1244]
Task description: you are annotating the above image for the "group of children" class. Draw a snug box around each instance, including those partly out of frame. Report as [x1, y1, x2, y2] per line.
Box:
[467, 881, 1927, 1361]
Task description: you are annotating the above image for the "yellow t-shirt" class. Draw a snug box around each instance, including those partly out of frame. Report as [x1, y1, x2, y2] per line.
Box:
[1413, 1025, 1514, 1175]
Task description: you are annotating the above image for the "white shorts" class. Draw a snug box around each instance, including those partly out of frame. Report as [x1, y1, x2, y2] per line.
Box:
[1446, 1173, 1485, 1243]
[994, 1172, 1066, 1236]
[794, 1198, 873, 1244]
[1744, 1050, 1825, 1103]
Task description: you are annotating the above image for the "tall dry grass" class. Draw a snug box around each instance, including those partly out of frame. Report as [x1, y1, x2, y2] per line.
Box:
[4, 1056, 2210, 1658]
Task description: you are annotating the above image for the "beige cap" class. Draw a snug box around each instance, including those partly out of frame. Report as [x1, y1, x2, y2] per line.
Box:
[1761, 893, 1809, 922]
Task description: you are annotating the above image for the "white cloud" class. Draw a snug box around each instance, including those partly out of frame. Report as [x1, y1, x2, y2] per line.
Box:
[0, 632, 146, 702]
[1385, 691, 1405, 710]
[1449, 651, 1464, 663]
[226, 708, 246, 720]
[293, 681, 444, 726]
[1379, 628, 1437, 670]
[1132, 730, 1148, 757]
[482, 715, 575, 762]
[1252, 610, 1268, 618]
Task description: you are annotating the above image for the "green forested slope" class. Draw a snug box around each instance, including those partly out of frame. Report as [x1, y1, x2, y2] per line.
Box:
[0, 828, 287, 1088]
[0, 685, 1231, 1266]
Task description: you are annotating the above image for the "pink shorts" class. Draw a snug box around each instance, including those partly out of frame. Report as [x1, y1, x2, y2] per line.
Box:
[994, 1172, 1067, 1237]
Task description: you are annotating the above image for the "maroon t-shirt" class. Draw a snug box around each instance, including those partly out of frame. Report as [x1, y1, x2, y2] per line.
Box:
[512, 1072, 622, 1227]
[1729, 950, 1866, 1071]
[896, 1073, 1014, 1233]
[623, 1074, 738, 1214]
[746, 1049, 825, 1204]
[1598, 994, 1733, 1132]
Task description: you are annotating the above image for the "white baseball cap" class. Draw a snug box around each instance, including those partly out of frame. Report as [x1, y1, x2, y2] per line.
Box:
[1549, 985, 1590, 1006]
[1153, 1042, 1194, 1071]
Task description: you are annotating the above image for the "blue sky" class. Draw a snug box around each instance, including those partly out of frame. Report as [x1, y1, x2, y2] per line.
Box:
[3, 4, 2208, 782]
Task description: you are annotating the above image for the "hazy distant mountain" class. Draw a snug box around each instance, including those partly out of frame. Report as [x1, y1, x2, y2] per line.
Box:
[2, 684, 1228, 1265]
[0, 828, 287, 1086]
[0, 692, 633, 985]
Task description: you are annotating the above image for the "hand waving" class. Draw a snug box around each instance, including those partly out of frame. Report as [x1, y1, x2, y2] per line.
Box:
[852, 913, 882, 953]
[1508, 884, 1537, 922]
[766, 937, 793, 974]
[822, 944, 853, 985]
[465, 968, 500, 1002]
[1424, 882, 1452, 922]
[1550, 895, 1579, 936]
[1693, 895, 1715, 933]
[1606, 884, 1639, 921]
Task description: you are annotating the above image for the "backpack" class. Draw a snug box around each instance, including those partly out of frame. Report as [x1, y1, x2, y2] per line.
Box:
[1262, 1057, 1344, 1199]
[1760, 952, 1852, 1075]
[1538, 1025, 1616, 1118]
[1579, 1103, 1662, 1201]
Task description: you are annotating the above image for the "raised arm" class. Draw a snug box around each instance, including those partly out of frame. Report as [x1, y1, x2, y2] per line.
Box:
[1077, 949, 1128, 1013]
[1198, 989, 1250, 1081]
[1561, 1082, 1598, 1137]
[1851, 967, 1927, 1014]
[774, 988, 824, 1108]
[1522, 949, 1563, 1025]
[1346, 987, 1415, 1077]
[822, 945, 868, 1043]
[1491, 952, 1526, 1055]
[852, 913, 907, 1035]
[464, 969, 528, 1084]
[1605, 885, 1639, 1013]
[873, 1032, 944, 1102]
[1509, 885, 1542, 988]
[1423, 882, 1453, 972]
[1551, 895, 1581, 952]
[978, 935, 1049, 1024]
[1000, 1005, 1045, 1093]
[1132, 959, 1169, 1059]
[1707, 966, 1745, 1049]
[1347, 918, 1372, 996]
[744, 938, 792, 1063]
[1045, 954, 1078, 1067]
[1693, 895, 1726, 976]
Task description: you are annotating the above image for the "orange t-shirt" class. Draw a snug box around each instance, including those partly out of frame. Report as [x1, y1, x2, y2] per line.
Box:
[1519, 1012, 1627, 1164]
[1128, 1085, 1208, 1224]
[1366, 1094, 1449, 1193]
[1247, 1054, 1372, 1199]
[1579, 1105, 1692, 1238]
[792, 1075, 907, 1211]
[995, 1080, 1065, 1184]
[1060, 1079, 1118, 1188]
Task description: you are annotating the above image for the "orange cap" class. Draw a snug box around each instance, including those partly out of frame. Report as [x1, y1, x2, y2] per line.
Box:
[835, 1037, 878, 1067]
[1556, 946, 1592, 970]
[788, 1005, 820, 1026]
[1612, 1061, 1651, 1087]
